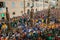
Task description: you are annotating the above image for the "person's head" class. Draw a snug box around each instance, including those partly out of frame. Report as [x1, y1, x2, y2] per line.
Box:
[1, 23, 4, 25]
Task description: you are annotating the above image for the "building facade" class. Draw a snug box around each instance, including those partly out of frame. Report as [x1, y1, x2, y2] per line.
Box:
[0, 0, 57, 20]
[56, 0, 60, 8]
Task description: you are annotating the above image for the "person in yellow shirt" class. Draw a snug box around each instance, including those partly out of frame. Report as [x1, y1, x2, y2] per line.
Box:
[1, 23, 8, 32]
[42, 19, 44, 23]
[2, 23, 7, 29]
[51, 24, 56, 29]
[40, 23, 45, 28]
[48, 25, 52, 29]
[43, 23, 47, 28]
[36, 19, 38, 23]
[32, 19, 34, 23]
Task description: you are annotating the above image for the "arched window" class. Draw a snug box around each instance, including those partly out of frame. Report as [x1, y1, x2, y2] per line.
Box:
[36, 8, 37, 12]
[35, 0, 39, 1]
[12, 2, 15, 8]
[27, 3, 30, 7]
[27, 9, 30, 15]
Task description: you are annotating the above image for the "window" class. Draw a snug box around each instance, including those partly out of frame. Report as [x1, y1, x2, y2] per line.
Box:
[12, 2, 15, 8]
[3, 2, 5, 8]
[35, 0, 39, 1]
[36, 3, 39, 7]
[27, 3, 30, 7]
[50, 1, 56, 7]
[43, 4, 48, 7]
[57, 0, 58, 1]
[36, 8, 37, 12]
[31, 3, 34, 8]
[51, 6, 55, 9]
[32, 3, 34, 7]
[27, 9, 30, 14]
[52, 0, 57, 1]
[40, 4, 43, 7]
[44, 0, 48, 3]
[20, 2, 24, 8]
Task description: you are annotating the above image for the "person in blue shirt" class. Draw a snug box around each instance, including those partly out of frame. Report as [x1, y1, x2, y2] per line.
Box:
[0, 23, 2, 30]
[33, 27, 38, 31]
[23, 17, 27, 24]
[19, 17, 23, 24]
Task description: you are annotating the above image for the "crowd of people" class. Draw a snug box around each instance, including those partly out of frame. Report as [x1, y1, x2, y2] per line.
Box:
[0, 14, 60, 40]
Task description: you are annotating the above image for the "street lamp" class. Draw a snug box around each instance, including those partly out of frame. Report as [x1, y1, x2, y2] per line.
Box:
[47, 0, 56, 24]
[24, 0, 25, 14]
[6, 7, 11, 30]
[46, 0, 51, 25]
[30, 8, 34, 27]
[43, 0, 44, 10]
